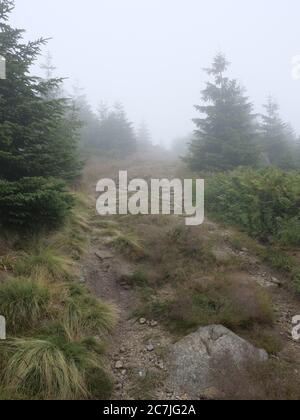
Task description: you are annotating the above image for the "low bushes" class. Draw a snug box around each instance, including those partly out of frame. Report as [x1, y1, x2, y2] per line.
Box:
[0, 177, 74, 232]
[206, 167, 300, 245]
[166, 277, 274, 335]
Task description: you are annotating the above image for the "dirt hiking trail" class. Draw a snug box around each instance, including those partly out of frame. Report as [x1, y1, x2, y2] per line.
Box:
[82, 156, 300, 400]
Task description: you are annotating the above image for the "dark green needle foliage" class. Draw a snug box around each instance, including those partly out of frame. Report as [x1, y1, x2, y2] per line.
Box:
[186, 53, 260, 171]
[0, 0, 81, 231]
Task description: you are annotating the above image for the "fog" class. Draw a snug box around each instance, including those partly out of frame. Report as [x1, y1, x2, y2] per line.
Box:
[12, 0, 300, 145]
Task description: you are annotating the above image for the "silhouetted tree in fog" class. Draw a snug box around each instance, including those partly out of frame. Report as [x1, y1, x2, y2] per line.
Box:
[71, 86, 100, 149]
[261, 97, 296, 170]
[98, 103, 137, 155]
[136, 120, 152, 151]
[186, 53, 259, 171]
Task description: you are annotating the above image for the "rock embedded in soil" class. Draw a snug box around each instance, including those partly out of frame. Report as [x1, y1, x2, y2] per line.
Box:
[95, 250, 114, 261]
[168, 325, 268, 399]
[146, 343, 155, 352]
[115, 361, 124, 369]
[139, 318, 147, 325]
[271, 276, 282, 286]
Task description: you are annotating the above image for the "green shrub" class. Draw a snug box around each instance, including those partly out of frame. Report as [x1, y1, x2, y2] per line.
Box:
[276, 217, 300, 247]
[0, 278, 50, 334]
[0, 177, 74, 232]
[206, 167, 300, 244]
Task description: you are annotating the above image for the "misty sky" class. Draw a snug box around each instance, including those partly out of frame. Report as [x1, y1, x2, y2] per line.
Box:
[12, 0, 300, 145]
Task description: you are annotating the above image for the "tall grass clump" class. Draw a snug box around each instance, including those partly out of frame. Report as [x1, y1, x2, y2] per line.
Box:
[14, 245, 75, 282]
[0, 338, 97, 400]
[0, 278, 50, 334]
[110, 234, 146, 261]
[61, 284, 117, 340]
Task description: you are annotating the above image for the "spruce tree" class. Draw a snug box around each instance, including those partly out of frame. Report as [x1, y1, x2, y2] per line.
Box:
[186, 54, 259, 171]
[136, 121, 152, 151]
[98, 103, 137, 154]
[0, 0, 81, 182]
[261, 97, 295, 169]
[0, 0, 80, 231]
[71, 85, 100, 149]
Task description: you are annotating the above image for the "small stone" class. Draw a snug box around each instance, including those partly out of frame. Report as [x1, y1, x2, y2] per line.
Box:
[116, 383, 122, 390]
[121, 369, 127, 376]
[95, 250, 114, 261]
[150, 320, 158, 327]
[271, 277, 281, 286]
[156, 360, 165, 370]
[115, 361, 124, 369]
[139, 318, 147, 325]
[241, 248, 248, 252]
[138, 369, 147, 378]
[120, 346, 126, 353]
[146, 343, 155, 352]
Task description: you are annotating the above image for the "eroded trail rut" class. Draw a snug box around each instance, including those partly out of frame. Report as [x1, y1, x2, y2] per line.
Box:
[86, 244, 173, 399]
[82, 156, 300, 400]
[83, 158, 178, 399]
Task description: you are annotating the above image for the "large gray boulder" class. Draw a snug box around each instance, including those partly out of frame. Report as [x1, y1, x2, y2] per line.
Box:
[168, 325, 268, 399]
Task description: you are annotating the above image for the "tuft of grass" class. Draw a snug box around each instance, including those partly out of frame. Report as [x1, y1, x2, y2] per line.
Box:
[61, 284, 118, 340]
[210, 356, 300, 400]
[0, 387, 29, 401]
[85, 367, 114, 400]
[243, 327, 283, 356]
[132, 296, 170, 321]
[130, 370, 163, 400]
[0, 337, 105, 400]
[110, 234, 146, 261]
[14, 245, 75, 283]
[0, 254, 17, 272]
[121, 270, 149, 289]
[91, 219, 119, 230]
[0, 278, 50, 334]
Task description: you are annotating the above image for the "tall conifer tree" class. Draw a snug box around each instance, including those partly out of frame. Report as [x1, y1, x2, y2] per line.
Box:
[186, 54, 259, 171]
